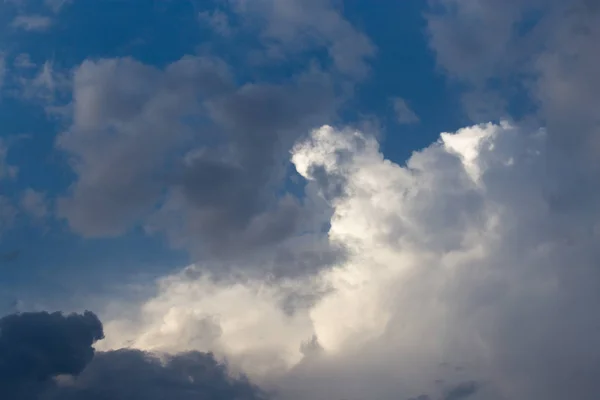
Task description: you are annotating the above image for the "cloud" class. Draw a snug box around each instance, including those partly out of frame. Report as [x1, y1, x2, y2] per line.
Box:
[443, 381, 479, 400]
[56, 56, 234, 237]
[52, 0, 373, 269]
[57, 53, 337, 265]
[0, 311, 103, 398]
[0, 311, 266, 400]
[0, 196, 17, 235]
[0, 55, 5, 89]
[45, 349, 267, 400]
[20, 188, 48, 219]
[199, 9, 233, 36]
[11, 15, 53, 31]
[228, 0, 375, 77]
[391, 97, 420, 124]
[13, 53, 35, 69]
[96, 121, 600, 400]
[44, 0, 71, 13]
[426, 0, 600, 130]
[0, 139, 18, 180]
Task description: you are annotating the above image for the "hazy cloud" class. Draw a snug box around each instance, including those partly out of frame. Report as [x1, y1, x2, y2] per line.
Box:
[20, 188, 48, 219]
[391, 97, 420, 124]
[11, 15, 52, 31]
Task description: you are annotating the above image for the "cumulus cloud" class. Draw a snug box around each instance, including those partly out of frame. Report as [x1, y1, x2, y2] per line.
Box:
[57, 56, 234, 237]
[57, 55, 337, 265]
[95, 120, 600, 399]
[52, 0, 373, 270]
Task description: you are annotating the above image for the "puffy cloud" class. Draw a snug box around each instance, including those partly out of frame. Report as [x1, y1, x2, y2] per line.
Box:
[53, 0, 371, 268]
[56, 56, 234, 237]
[57, 53, 337, 264]
[426, 0, 600, 132]
[98, 121, 600, 399]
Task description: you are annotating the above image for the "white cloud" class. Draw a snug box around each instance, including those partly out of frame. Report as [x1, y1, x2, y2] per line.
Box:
[99, 121, 600, 399]
[11, 15, 53, 32]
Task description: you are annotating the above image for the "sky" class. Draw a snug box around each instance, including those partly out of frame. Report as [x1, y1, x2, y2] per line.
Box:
[1, 0, 600, 399]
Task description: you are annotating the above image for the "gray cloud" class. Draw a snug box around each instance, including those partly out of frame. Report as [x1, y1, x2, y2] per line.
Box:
[55, 0, 369, 266]
[443, 381, 478, 400]
[0, 311, 266, 400]
[57, 56, 233, 236]
[391, 97, 420, 124]
[228, 0, 375, 77]
[0, 311, 103, 399]
[46, 350, 267, 400]
[148, 68, 336, 260]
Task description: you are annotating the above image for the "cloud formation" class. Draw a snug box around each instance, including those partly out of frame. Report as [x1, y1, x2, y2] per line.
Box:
[0, 311, 103, 398]
[53, 0, 373, 263]
[95, 119, 600, 399]
[0, 311, 267, 400]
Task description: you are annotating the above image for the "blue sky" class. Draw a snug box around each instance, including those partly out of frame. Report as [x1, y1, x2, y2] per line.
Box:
[2, 1, 600, 399]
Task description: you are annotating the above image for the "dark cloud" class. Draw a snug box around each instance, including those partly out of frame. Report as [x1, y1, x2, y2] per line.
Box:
[0, 311, 103, 399]
[46, 350, 267, 400]
[443, 381, 478, 400]
[0, 311, 266, 400]
[150, 69, 336, 259]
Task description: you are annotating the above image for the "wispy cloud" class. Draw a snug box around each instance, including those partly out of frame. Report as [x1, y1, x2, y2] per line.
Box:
[11, 15, 52, 32]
